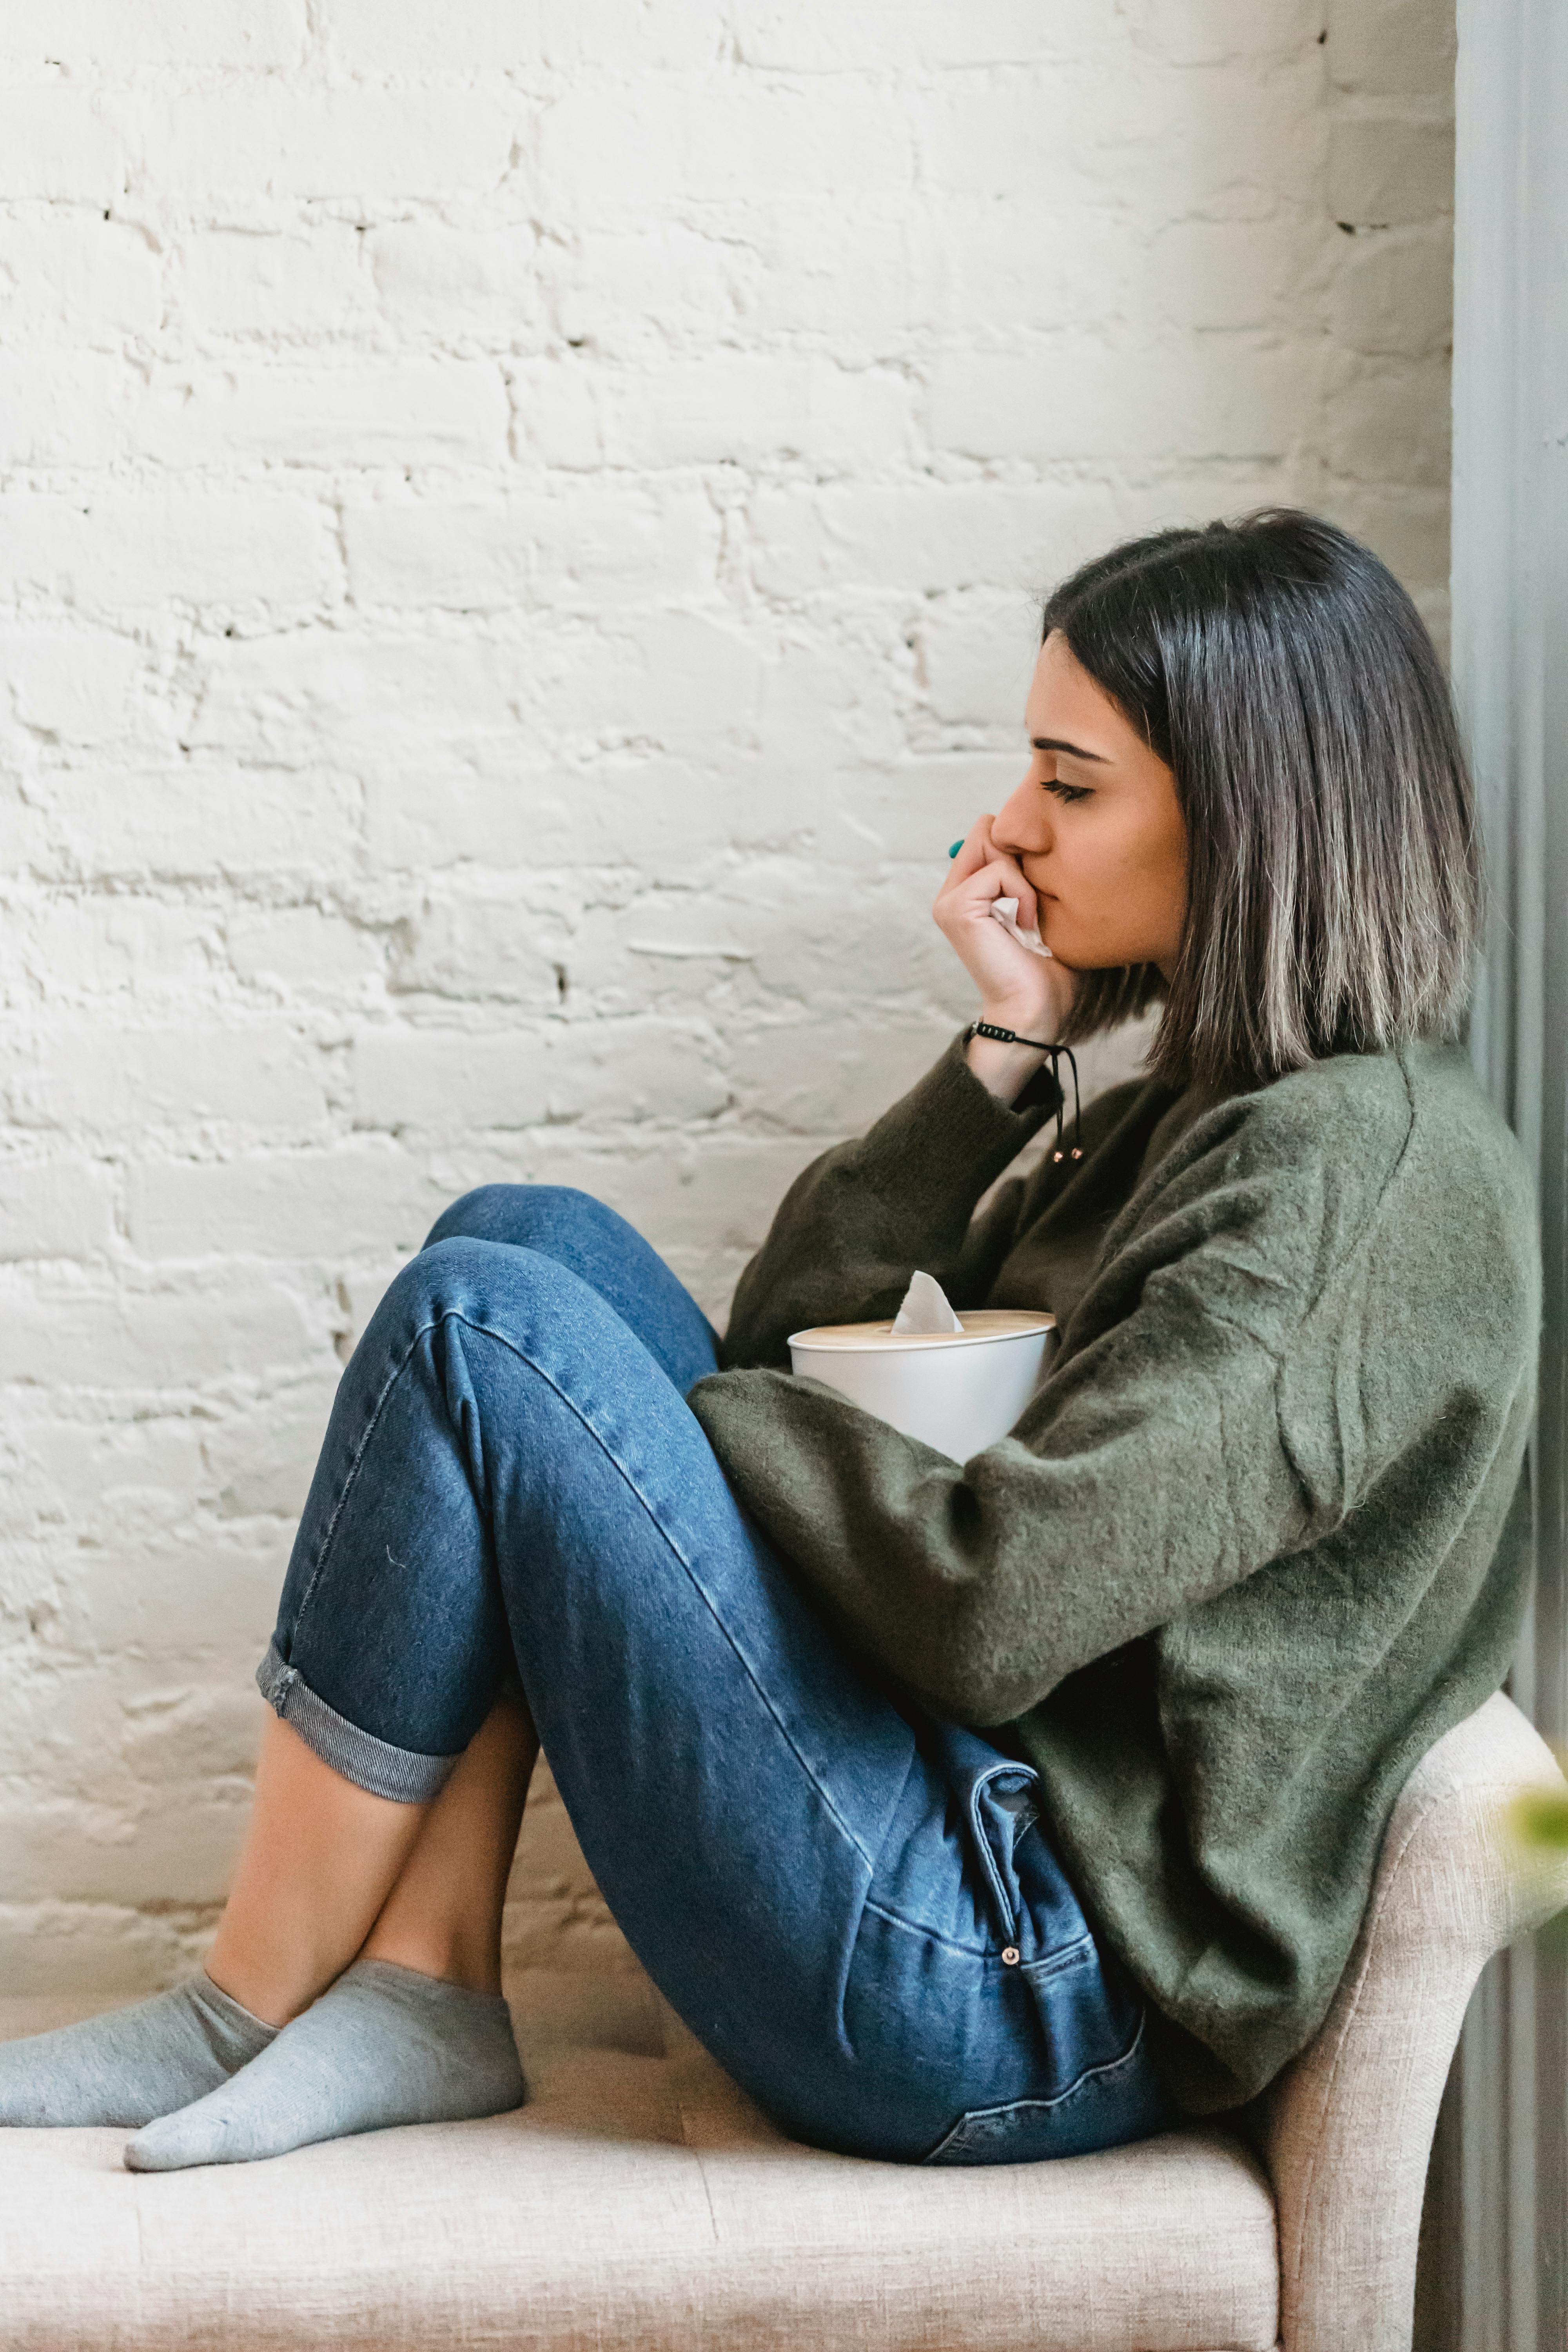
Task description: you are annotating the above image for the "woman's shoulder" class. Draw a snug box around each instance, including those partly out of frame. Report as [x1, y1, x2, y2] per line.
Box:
[1246, 1042, 1530, 1194]
[1216, 1044, 1537, 1305]
[1146, 1042, 1535, 1265]
[1127, 1044, 1538, 1372]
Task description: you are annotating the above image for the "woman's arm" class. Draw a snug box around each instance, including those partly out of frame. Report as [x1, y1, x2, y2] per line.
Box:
[695, 1131, 1347, 1720]
[695, 1305, 1308, 1724]
[719, 1036, 1061, 1370]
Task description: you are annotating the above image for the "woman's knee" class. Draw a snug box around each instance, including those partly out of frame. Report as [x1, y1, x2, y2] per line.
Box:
[376, 1233, 501, 1333]
[422, 1183, 611, 1256]
[367, 1235, 575, 1377]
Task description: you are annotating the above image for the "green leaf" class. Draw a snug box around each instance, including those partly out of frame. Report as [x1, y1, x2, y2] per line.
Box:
[1514, 1790, 1568, 1849]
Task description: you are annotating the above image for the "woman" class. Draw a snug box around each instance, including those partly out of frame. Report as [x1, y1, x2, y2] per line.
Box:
[0, 511, 1537, 2172]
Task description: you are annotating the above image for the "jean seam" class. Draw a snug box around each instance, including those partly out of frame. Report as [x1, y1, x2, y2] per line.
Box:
[860, 1894, 991, 1962]
[964, 1758, 1041, 1944]
[1008, 2008, 1149, 2111]
[287, 1311, 446, 1661]
[861, 1902, 1097, 1978]
[1021, 1931, 1097, 1984]
[921, 2011, 1153, 2163]
[321, 1303, 877, 1874]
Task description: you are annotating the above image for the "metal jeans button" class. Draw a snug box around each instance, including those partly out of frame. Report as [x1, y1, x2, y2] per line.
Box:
[1002, 1945, 1020, 1966]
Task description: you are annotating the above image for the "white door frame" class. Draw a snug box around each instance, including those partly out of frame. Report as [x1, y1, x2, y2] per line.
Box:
[1445, 2, 1568, 2345]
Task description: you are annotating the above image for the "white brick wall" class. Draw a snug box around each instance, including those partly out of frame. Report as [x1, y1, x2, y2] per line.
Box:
[0, 0, 1454, 1993]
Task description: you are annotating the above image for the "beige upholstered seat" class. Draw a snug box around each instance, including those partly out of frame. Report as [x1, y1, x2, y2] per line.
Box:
[2, 1692, 1564, 2352]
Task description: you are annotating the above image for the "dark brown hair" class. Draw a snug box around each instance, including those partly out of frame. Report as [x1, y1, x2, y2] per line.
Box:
[1044, 511, 1482, 1091]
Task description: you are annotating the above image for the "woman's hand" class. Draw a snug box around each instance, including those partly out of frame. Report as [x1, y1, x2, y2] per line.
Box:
[935, 818, 1078, 1035]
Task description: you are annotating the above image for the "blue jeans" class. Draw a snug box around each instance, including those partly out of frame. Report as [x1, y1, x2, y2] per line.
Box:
[258, 1185, 1176, 2166]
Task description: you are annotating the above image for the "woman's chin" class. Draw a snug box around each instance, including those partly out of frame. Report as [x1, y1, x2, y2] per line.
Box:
[1045, 936, 1147, 973]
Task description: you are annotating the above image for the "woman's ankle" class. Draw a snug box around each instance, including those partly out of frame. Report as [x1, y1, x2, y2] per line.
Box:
[357, 1923, 503, 1997]
[203, 1954, 317, 2031]
[204, 1925, 350, 2030]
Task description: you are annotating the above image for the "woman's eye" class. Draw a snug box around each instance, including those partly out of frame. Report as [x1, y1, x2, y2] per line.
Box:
[1046, 780, 1092, 804]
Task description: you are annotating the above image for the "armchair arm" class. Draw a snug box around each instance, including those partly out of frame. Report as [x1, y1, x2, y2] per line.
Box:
[1259, 1693, 1568, 2352]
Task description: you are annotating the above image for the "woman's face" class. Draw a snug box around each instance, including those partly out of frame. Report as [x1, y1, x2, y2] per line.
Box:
[992, 630, 1188, 977]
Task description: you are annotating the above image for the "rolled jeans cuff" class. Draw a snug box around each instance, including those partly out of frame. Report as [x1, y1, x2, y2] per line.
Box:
[255, 1642, 460, 1804]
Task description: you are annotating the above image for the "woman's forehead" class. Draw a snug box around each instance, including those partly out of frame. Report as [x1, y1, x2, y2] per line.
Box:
[1026, 636, 1135, 755]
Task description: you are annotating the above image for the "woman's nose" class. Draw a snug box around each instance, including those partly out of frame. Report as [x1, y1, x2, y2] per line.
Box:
[992, 776, 1051, 855]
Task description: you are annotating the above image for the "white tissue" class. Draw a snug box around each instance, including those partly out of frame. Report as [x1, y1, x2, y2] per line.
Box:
[891, 1270, 964, 1334]
[991, 898, 1053, 958]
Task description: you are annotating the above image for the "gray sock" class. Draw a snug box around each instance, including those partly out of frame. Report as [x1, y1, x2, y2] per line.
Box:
[0, 1973, 276, 2129]
[123, 1959, 525, 2172]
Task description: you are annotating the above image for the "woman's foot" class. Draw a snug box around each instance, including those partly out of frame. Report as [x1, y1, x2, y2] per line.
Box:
[122, 1959, 525, 2172]
[0, 1974, 276, 2129]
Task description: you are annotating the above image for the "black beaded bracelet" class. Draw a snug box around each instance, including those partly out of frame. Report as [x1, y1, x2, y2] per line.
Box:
[964, 1023, 1084, 1162]
[967, 1018, 1056, 1052]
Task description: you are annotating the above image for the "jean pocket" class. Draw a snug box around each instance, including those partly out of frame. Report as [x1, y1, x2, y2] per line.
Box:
[919, 2013, 1172, 2167]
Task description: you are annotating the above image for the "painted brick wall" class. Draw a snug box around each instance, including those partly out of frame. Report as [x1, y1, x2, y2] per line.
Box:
[0, 0, 1454, 1994]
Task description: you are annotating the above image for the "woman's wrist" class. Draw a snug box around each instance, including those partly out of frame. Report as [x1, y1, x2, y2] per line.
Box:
[978, 983, 1061, 1035]
[964, 1017, 1054, 1105]
[974, 1002, 1057, 1046]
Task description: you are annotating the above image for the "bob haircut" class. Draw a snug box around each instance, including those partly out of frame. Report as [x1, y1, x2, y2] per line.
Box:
[1043, 510, 1482, 1093]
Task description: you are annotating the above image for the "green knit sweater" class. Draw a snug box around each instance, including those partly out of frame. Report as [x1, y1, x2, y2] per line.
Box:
[688, 1035, 1539, 2112]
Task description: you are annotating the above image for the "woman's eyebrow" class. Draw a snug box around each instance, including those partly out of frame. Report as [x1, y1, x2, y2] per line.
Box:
[1031, 735, 1110, 762]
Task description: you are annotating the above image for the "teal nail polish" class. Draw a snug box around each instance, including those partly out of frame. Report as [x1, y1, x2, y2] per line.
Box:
[948, 839, 964, 858]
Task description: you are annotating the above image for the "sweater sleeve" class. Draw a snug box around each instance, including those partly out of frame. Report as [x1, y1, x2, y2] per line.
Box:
[690, 1146, 1332, 1725]
[719, 1035, 1061, 1370]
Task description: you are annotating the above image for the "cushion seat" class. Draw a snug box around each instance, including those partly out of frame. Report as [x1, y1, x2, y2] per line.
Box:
[5, 1693, 1567, 2352]
[0, 1968, 1279, 2352]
